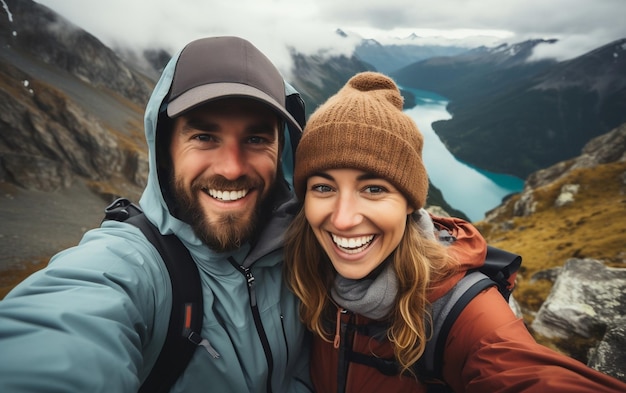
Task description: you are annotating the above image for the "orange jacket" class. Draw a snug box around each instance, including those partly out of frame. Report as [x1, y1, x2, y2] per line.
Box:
[310, 216, 626, 393]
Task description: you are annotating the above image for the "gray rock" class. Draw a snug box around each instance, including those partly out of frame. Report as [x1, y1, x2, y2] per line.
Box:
[532, 259, 626, 340]
[554, 184, 580, 207]
[530, 267, 563, 284]
[587, 319, 626, 382]
[0, 51, 147, 195]
[513, 189, 537, 217]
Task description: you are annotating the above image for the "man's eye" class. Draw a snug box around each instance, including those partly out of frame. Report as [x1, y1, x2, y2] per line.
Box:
[248, 136, 267, 144]
[194, 134, 215, 142]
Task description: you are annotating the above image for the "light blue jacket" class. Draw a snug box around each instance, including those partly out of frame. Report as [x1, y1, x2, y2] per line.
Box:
[0, 49, 311, 393]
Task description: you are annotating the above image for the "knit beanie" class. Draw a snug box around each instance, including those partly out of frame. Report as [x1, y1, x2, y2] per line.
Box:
[294, 72, 428, 209]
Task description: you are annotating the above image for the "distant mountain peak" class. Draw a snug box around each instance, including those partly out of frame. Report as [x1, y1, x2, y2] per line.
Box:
[488, 38, 559, 59]
[335, 28, 348, 38]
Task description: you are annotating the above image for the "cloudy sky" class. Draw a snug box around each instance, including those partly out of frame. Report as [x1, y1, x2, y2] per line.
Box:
[34, 0, 626, 73]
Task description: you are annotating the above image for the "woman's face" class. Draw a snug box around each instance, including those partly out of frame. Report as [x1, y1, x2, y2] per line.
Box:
[304, 168, 413, 279]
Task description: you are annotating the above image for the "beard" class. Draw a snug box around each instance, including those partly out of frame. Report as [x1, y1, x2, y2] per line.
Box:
[172, 174, 276, 253]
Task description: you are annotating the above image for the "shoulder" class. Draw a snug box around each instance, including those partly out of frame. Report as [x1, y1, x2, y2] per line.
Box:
[0, 224, 174, 391]
[51, 226, 161, 278]
[441, 286, 523, 386]
[14, 223, 173, 307]
[448, 285, 520, 345]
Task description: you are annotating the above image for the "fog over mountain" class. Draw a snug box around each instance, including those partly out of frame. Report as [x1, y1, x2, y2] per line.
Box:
[31, 0, 626, 77]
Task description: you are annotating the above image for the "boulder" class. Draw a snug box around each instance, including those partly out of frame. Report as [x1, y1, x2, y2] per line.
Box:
[587, 319, 626, 382]
[532, 259, 626, 339]
[531, 259, 626, 381]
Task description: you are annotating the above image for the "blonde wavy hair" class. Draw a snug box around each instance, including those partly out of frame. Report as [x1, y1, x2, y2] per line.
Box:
[283, 208, 459, 374]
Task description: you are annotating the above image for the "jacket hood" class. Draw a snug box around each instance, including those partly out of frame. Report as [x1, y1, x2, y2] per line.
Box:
[428, 213, 488, 301]
[138, 49, 301, 252]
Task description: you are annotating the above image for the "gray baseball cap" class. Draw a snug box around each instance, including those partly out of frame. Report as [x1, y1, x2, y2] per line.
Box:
[166, 36, 302, 133]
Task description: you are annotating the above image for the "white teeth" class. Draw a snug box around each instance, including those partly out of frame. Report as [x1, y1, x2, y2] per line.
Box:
[207, 189, 248, 201]
[331, 234, 374, 254]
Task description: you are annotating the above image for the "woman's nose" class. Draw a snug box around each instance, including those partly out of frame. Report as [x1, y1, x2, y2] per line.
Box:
[330, 193, 363, 230]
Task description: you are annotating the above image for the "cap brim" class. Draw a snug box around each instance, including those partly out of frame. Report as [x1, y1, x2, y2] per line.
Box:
[167, 83, 302, 133]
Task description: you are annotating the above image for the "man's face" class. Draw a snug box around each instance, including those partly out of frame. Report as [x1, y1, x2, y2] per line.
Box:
[169, 98, 281, 252]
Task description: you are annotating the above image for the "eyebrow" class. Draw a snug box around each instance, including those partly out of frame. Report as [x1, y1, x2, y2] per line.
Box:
[180, 118, 277, 137]
[310, 171, 383, 181]
[181, 118, 218, 134]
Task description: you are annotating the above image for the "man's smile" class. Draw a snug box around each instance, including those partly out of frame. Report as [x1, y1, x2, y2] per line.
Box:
[204, 187, 250, 201]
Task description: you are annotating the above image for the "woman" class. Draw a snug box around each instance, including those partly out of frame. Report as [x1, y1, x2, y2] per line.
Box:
[283, 71, 626, 392]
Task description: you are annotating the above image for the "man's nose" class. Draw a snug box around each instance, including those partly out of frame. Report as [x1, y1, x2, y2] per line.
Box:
[214, 142, 246, 180]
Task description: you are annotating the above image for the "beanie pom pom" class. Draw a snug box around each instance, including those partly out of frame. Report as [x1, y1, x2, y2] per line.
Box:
[348, 72, 403, 111]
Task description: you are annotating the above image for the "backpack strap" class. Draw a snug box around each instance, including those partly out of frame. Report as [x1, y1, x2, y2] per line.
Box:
[415, 245, 522, 383]
[103, 198, 203, 393]
[416, 271, 494, 381]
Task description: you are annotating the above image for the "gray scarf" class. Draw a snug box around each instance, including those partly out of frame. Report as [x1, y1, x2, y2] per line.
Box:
[330, 261, 398, 320]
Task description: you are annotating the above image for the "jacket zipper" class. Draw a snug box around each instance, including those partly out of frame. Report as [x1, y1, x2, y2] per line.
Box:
[229, 257, 274, 393]
[336, 309, 351, 393]
[188, 331, 221, 358]
[280, 314, 290, 364]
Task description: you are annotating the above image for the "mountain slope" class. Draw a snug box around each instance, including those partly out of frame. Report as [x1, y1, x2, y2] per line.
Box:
[0, 0, 150, 275]
[393, 39, 559, 103]
[1, 0, 154, 106]
[393, 39, 626, 178]
[354, 37, 469, 74]
[288, 50, 374, 117]
[476, 122, 626, 312]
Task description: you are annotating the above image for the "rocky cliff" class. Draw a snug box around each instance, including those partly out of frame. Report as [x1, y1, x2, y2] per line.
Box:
[0, 0, 152, 195]
[476, 123, 626, 381]
[0, 0, 152, 274]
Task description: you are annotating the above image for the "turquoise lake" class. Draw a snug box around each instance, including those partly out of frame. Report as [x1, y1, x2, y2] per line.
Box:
[402, 87, 525, 222]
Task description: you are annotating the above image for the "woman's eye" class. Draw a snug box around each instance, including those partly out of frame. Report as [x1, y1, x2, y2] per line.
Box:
[364, 185, 386, 194]
[312, 184, 333, 193]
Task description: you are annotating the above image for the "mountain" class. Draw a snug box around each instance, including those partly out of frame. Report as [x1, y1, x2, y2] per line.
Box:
[393, 38, 626, 178]
[287, 48, 374, 117]
[394, 39, 559, 101]
[0, 0, 152, 275]
[1, 0, 154, 106]
[353, 37, 469, 74]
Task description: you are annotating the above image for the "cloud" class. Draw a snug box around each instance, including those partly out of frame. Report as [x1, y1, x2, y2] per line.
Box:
[33, 0, 626, 70]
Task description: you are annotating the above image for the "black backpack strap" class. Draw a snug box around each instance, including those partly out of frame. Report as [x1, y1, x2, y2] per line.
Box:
[103, 198, 203, 393]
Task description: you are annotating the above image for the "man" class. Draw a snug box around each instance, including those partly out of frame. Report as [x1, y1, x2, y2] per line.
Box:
[0, 36, 311, 392]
